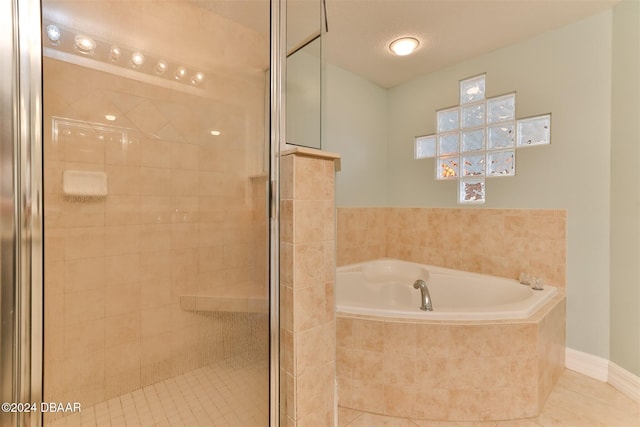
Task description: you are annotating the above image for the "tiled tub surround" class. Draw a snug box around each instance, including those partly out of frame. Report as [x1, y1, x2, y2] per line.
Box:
[335, 207, 566, 421]
[337, 208, 566, 288]
[43, 57, 268, 414]
[336, 294, 566, 421]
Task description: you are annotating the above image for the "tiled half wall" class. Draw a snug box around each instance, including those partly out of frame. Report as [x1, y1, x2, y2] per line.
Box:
[337, 207, 566, 287]
[280, 148, 340, 426]
[336, 296, 566, 421]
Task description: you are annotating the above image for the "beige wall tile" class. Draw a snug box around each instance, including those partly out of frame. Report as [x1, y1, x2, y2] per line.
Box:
[105, 254, 141, 285]
[140, 224, 172, 252]
[62, 134, 105, 164]
[171, 142, 200, 170]
[64, 289, 105, 326]
[140, 167, 171, 196]
[384, 322, 417, 356]
[171, 196, 199, 223]
[106, 136, 140, 166]
[105, 281, 141, 317]
[140, 274, 171, 310]
[105, 225, 141, 255]
[106, 165, 141, 195]
[352, 319, 384, 352]
[171, 223, 200, 249]
[64, 257, 105, 293]
[105, 312, 141, 347]
[140, 196, 172, 224]
[105, 195, 140, 226]
[63, 198, 105, 228]
[293, 285, 326, 332]
[383, 385, 448, 419]
[64, 319, 105, 356]
[339, 379, 385, 414]
[140, 138, 171, 169]
[336, 317, 353, 348]
[171, 170, 199, 196]
[141, 306, 173, 337]
[336, 207, 566, 286]
[198, 171, 225, 197]
[293, 243, 326, 286]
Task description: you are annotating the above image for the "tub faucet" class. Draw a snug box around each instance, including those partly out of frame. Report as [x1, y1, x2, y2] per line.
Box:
[413, 279, 433, 311]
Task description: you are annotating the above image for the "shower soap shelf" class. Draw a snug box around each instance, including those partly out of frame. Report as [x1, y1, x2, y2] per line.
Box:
[63, 170, 108, 198]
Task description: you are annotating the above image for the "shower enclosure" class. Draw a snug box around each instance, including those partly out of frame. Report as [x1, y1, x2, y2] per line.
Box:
[1, 0, 283, 426]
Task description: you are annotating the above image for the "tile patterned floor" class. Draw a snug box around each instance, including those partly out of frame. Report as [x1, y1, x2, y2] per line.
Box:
[45, 355, 269, 427]
[339, 369, 640, 427]
[45, 366, 639, 427]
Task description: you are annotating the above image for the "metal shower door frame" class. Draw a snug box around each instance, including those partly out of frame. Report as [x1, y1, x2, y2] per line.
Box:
[2, 0, 287, 426]
[1, 0, 46, 426]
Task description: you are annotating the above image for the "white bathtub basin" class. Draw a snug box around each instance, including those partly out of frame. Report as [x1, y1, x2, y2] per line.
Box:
[336, 258, 557, 320]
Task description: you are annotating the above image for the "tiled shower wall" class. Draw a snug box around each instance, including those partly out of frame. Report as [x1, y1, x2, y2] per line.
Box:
[337, 207, 566, 286]
[43, 58, 268, 407]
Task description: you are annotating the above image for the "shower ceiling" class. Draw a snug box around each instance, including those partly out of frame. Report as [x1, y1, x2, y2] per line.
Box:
[44, 0, 619, 87]
[196, 0, 619, 88]
[42, 0, 270, 76]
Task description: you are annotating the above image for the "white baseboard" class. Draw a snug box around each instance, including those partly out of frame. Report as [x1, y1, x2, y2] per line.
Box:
[565, 347, 640, 403]
[565, 347, 609, 381]
[609, 361, 640, 403]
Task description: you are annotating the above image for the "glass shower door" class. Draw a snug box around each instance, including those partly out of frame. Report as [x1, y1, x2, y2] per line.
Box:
[40, 1, 271, 426]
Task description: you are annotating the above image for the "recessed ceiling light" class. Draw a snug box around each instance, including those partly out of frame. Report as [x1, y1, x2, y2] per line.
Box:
[175, 66, 187, 80]
[155, 60, 168, 75]
[105, 114, 117, 121]
[110, 46, 121, 62]
[130, 52, 145, 68]
[74, 35, 96, 54]
[210, 130, 221, 136]
[46, 25, 61, 44]
[389, 37, 420, 56]
[191, 72, 205, 86]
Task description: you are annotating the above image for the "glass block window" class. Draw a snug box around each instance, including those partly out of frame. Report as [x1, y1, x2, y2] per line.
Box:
[488, 123, 515, 150]
[460, 74, 486, 104]
[459, 178, 486, 204]
[517, 114, 551, 147]
[414, 73, 551, 203]
[438, 132, 459, 156]
[487, 150, 515, 176]
[437, 107, 459, 133]
[461, 103, 485, 128]
[461, 129, 485, 152]
[415, 135, 436, 159]
[436, 156, 459, 180]
[462, 153, 485, 177]
[487, 93, 516, 124]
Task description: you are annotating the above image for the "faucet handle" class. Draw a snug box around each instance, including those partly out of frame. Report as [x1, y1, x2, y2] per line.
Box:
[531, 277, 544, 290]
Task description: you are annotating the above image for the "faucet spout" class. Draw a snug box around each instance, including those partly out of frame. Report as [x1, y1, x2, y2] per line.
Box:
[413, 279, 433, 311]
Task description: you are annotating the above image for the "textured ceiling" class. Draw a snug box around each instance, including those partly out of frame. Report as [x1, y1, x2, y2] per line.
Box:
[47, 0, 619, 88]
[322, 0, 619, 88]
[199, 0, 618, 88]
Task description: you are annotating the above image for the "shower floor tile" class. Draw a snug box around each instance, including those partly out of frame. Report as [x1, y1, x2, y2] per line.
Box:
[45, 355, 268, 427]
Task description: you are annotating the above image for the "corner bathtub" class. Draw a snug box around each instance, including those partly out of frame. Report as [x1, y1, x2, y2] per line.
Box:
[335, 259, 566, 421]
[336, 258, 557, 320]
